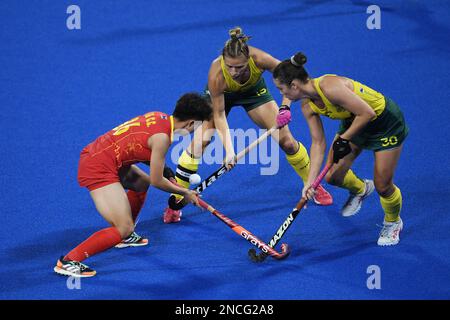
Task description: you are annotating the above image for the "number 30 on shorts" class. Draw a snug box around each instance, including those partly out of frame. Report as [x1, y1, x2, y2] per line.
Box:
[380, 135, 398, 147]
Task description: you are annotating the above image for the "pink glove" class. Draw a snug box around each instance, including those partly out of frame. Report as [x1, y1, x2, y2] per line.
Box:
[276, 105, 291, 128]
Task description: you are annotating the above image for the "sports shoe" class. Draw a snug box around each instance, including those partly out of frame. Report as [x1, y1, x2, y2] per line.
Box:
[54, 256, 96, 278]
[313, 184, 333, 206]
[341, 179, 375, 217]
[377, 218, 403, 246]
[115, 231, 149, 248]
[163, 206, 182, 224]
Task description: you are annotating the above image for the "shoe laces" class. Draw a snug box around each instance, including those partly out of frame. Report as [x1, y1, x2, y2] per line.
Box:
[343, 183, 367, 207]
[379, 221, 397, 238]
[168, 207, 180, 214]
[67, 260, 90, 272]
[343, 193, 358, 207]
[124, 232, 141, 243]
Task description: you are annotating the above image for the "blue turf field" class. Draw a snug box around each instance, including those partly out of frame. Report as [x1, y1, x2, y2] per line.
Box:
[1, 0, 449, 300]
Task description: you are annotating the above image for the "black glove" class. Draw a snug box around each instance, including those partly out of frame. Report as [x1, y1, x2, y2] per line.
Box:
[332, 137, 351, 163]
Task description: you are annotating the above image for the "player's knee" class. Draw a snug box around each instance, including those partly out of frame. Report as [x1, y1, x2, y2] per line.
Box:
[120, 167, 149, 191]
[135, 182, 150, 193]
[374, 178, 394, 197]
[189, 139, 210, 158]
[325, 171, 343, 186]
[279, 137, 297, 154]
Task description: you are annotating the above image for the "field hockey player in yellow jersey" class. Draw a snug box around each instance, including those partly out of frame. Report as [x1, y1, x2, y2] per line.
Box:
[163, 28, 333, 223]
[273, 52, 409, 246]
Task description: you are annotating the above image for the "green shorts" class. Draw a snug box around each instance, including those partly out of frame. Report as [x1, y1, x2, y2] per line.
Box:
[204, 77, 274, 115]
[338, 97, 409, 152]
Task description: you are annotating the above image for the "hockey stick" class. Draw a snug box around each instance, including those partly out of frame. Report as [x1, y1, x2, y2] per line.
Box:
[168, 126, 277, 210]
[167, 176, 290, 260]
[195, 197, 290, 260]
[248, 162, 333, 262]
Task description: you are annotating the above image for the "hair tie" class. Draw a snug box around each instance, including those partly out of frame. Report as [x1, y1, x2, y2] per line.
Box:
[236, 34, 251, 41]
[290, 55, 301, 67]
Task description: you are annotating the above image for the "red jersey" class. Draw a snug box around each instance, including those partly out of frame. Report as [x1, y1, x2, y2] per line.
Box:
[82, 112, 173, 171]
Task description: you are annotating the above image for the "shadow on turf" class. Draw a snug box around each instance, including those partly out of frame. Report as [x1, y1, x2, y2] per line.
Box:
[4, 217, 160, 264]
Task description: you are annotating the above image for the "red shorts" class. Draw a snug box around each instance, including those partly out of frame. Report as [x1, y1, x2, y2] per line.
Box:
[77, 149, 120, 191]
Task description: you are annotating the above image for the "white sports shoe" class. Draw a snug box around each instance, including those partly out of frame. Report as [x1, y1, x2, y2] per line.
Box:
[377, 218, 403, 246]
[341, 179, 375, 217]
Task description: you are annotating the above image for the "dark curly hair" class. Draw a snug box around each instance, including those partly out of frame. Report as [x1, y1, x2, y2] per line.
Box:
[173, 92, 212, 122]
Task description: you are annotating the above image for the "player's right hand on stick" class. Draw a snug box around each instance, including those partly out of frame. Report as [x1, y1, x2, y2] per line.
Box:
[183, 189, 200, 207]
[302, 184, 316, 208]
[224, 152, 237, 171]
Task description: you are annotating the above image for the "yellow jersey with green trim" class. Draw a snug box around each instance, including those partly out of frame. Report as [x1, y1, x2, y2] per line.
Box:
[220, 56, 263, 93]
[308, 74, 386, 120]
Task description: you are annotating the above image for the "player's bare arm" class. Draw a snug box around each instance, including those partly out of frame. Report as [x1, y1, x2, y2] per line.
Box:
[251, 46, 292, 107]
[321, 76, 376, 140]
[301, 100, 327, 198]
[208, 61, 236, 168]
[147, 133, 199, 205]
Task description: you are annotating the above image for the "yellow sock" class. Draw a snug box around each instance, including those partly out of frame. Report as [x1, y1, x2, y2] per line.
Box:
[285, 142, 310, 184]
[173, 150, 199, 200]
[380, 186, 402, 222]
[341, 170, 365, 194]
